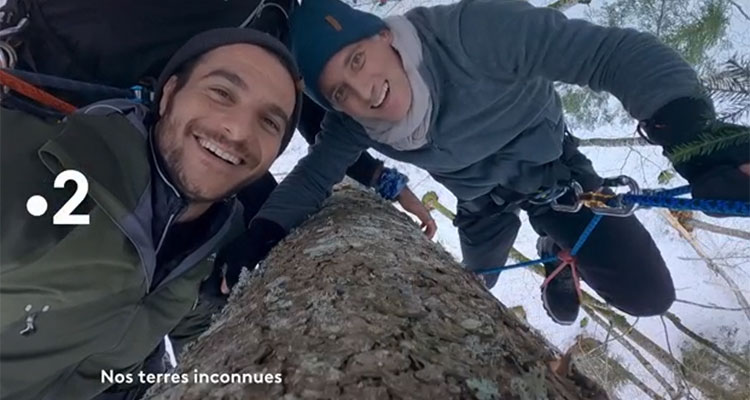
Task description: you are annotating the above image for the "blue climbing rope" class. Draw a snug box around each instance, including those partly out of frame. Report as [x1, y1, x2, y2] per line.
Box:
[623, 185, 749, 216]
[473, 214, 603, 275]
[472, 179, 748, 277]
[642, 185, 692, 198]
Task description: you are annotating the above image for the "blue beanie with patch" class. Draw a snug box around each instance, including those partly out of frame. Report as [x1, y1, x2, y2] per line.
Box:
[290, 0, 386, 110]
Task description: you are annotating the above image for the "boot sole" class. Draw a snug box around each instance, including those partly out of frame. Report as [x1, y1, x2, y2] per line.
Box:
[541, 290, 576, 326]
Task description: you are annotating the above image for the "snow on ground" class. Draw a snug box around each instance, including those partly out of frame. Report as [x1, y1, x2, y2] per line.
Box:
[269, 1, 750, 398]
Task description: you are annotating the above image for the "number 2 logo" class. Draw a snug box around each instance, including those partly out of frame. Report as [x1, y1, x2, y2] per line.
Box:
[54, 170, 90, 225]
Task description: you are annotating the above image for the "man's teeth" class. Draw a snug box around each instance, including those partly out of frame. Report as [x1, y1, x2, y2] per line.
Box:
[372, 81, 389, 108]
[198, 138, 241, 165]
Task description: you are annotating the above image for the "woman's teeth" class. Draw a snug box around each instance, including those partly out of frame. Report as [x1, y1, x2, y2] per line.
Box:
[372, 81, 390, 109]
[198, 138, 241, 165]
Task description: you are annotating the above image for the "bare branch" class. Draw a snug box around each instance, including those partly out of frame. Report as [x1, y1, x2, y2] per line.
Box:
[674, 298, 750, 311]
[660, 316, 696, 400]
[583, 305, 677, 398]
[727, 0, 750, 21]
[656, 0, 667, 38]
[581, 311, 673, 400]
[683, 218, 750, 241]
[546, 0, 592, 12]
[662, 312, 750, 374]
[661, 210, 750, 323]
[578, 137, 652, 147]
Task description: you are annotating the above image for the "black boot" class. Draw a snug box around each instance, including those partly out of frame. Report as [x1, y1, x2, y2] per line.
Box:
[537, 236, 580, 325]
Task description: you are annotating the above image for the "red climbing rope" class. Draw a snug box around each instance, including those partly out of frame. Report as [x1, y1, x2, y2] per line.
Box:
[0, 69, 77, 114]
[541, 249, 582, 302]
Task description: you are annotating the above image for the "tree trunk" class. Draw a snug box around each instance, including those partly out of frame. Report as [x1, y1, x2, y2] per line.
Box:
[144, 186, 607, 400]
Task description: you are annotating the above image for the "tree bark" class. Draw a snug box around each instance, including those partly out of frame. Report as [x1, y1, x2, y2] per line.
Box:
[144, 186, 607, 400]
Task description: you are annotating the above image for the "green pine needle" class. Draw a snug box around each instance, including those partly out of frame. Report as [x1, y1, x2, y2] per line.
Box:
[667, 124, 750, 164]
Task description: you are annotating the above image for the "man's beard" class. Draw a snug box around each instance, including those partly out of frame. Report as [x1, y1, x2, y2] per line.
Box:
[155, 111, 253, 203]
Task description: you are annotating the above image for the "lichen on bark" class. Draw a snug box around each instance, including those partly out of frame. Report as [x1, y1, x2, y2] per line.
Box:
[144, 186, 607, 400]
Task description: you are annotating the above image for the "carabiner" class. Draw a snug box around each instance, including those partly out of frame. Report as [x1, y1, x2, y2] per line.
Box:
[549, 181, 584, 213]
[588, 175, 641, 217]
[528, 184, 568, 206]
[0, 17, 29, 39]
[0, 41, 18, 69]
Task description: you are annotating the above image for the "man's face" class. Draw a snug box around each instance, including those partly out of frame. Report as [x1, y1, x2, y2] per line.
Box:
[318, 30, 412, 123]
[156, 44, 296, 203]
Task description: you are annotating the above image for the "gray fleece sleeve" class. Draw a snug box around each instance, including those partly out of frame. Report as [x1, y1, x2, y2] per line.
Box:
[256, 113, 369, 231]
[456, 0, 702, 120]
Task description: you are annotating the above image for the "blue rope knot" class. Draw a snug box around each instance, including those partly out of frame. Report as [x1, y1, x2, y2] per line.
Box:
[376, 168, 408, 201]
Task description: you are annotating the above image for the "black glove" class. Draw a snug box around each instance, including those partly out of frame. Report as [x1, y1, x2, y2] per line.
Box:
[640, 96, 750, 204]
[213, 218, 287, 289]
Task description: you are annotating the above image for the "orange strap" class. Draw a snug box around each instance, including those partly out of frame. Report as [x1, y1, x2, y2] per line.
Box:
[0, 69, 77, 114]
[540, 249, 583, 302]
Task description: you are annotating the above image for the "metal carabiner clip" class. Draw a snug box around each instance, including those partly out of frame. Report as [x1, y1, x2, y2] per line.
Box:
[549, 181, 584, 213]
[587, 175, 641, 217]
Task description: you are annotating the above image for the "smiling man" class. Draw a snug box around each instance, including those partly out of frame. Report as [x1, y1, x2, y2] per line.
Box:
[220, 0, 749, 327]
[0, 28, 301, 400]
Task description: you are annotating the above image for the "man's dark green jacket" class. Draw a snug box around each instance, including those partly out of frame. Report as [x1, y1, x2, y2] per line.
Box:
[0, 100, 242, 399]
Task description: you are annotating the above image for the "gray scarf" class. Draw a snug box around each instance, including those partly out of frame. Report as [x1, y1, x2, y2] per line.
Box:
[354, 15, 432, 151]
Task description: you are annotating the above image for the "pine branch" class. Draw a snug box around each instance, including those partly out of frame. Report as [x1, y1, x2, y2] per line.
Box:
[667, 124, 750, 164]
[703, 56, 750, 122]
[718, 100, 750, 122]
